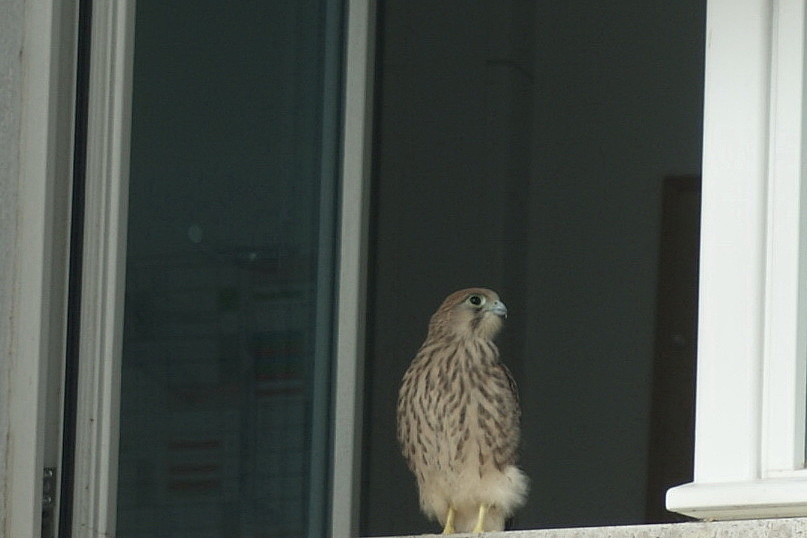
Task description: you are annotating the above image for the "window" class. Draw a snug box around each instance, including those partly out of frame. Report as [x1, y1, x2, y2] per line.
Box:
[46, 0, 370, 536]
[112, 1, 343, 536]
[666, 0, 807, 519]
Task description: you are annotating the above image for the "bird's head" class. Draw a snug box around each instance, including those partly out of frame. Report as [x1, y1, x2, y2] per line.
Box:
[428, 287, 508, 341]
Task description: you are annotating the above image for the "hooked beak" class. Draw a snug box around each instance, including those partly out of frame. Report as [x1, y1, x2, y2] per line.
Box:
[489, 300, 508, 319]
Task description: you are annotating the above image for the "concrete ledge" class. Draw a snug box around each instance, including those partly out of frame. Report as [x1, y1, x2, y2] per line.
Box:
[384, 517, 807, 537]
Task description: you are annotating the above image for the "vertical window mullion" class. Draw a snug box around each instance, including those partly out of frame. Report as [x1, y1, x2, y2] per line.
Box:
[761, 0, 807, 477]
[309, 0, 346, 535]
[688, 0, 771, 486]
[330, 0, 376, 535]
[68, 0, 136, 534]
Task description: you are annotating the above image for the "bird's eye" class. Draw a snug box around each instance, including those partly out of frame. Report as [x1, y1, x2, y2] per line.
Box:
[468, 295, 484, 306]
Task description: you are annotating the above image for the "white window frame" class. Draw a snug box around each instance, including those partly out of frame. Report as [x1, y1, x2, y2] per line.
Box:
[330, 0, 376, 536]
[7, 0, 77, 535]
[69, 1, 135, 535]
[666, 0, 807, 520]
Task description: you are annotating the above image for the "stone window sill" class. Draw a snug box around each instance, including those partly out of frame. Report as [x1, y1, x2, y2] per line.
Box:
[383, 517, 807, 538]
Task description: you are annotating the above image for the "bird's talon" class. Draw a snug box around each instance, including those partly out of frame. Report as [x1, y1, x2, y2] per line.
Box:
[470, 503, 489, 533]
[442, 506, 456, 534]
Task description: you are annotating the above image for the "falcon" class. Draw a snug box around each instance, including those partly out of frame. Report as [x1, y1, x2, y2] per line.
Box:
[396, 288, 528, 533]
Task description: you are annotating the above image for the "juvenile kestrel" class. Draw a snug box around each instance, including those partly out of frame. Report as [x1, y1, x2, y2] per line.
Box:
[397, 288, 528, 534]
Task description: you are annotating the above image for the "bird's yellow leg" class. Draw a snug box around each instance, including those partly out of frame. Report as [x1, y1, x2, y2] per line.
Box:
[442, 506, 456, 535]
[471, 503, 489, 533]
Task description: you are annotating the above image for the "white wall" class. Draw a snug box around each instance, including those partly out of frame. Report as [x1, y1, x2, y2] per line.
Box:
[0, 0, 25, 532]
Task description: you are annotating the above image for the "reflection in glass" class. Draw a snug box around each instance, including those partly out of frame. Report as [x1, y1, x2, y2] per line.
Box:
[116, 2, 342, 536]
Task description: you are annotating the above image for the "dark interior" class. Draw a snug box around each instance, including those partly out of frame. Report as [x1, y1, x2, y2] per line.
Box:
[362, 1, 705, 534]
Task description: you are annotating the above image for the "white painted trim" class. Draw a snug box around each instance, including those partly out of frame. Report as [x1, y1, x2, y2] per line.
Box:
[331, 0, 375, 536]
[762, 0, 807, 477]
[668, 0, 807, 520]
[6, 1, 77, 536]
[70, 1, 135, 535]
[668, 480, 807, 520]
[691, 0, 771, 485]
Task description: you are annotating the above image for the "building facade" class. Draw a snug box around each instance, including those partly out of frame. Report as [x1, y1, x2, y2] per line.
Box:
[3, 0, 807, 536]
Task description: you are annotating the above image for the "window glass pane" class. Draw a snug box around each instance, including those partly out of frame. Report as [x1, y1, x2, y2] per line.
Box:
[362, 1, 705, 534]
[116, 2, 342, 537]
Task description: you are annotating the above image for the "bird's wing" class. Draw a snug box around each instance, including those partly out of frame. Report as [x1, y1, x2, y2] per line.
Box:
[492, 360, 522, 466]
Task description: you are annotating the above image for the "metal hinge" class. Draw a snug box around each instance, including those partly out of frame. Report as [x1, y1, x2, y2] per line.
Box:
[42, 467, 56, 538]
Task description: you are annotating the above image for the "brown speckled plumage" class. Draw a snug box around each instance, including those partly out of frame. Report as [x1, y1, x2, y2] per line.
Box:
[397, 288, 528, 533]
